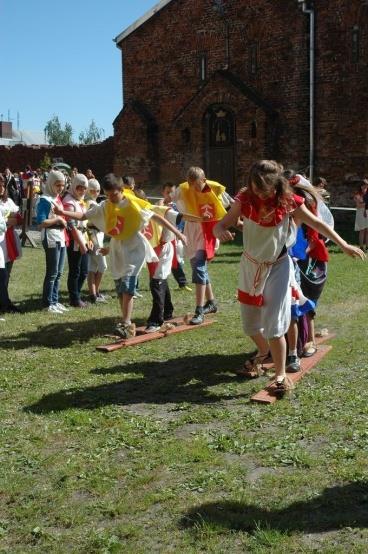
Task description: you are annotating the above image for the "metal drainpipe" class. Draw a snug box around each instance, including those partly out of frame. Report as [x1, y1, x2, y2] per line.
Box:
[298, 1, 315, 183]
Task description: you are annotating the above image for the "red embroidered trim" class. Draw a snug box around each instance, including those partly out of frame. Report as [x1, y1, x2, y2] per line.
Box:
[235, 190, 304, 227]
[288, 176, 301, 186]
[291, 287, 300, 300]
[237, 289, 263, 306]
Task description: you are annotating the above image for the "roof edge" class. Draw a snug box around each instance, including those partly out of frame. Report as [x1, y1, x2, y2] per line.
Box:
[114, 0, 174, 46]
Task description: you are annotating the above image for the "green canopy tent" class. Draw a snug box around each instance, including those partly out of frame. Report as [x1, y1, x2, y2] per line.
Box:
[52, 162, 71, 173]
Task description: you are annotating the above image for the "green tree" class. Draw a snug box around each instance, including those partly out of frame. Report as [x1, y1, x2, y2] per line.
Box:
[44, 115, 73, 145]
[78, 120, 104, 145]
[40, 153, 53, 172]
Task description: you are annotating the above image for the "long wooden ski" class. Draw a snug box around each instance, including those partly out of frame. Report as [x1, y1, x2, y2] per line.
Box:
[251, 333, 335, 404]
[96, 318, 216, 352]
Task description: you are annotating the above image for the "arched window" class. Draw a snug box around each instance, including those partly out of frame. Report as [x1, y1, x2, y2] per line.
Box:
[352, 25, 360, 63]
[199, 54, 207, 82]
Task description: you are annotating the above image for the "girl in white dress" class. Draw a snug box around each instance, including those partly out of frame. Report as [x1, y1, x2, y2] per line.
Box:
[214, 160, 364, 394]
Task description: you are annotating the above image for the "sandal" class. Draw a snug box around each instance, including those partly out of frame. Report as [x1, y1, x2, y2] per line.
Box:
[235, 351, 272, 378]
[303, 342, 317, 357]
[271, 376, 294, 397]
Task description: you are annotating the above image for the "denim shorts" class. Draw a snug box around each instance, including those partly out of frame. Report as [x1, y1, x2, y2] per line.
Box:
[190, 250, 210, 285]
[114, 275, 136, 297]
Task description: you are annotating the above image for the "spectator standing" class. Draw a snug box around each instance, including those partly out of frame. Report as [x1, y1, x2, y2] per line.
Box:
[0, 173, 22, 312]
[314, 177, 330, 204]
[36, 170, 68, 314]
[62, 174, 90, 308]
[85, 179, 109, 303]
[354, 180, 368, 250]
[4, 167, 21, 207]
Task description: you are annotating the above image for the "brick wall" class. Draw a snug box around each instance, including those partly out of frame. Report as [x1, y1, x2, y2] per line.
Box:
[114, 0, 368, 205]
[0, 137, 114, 182]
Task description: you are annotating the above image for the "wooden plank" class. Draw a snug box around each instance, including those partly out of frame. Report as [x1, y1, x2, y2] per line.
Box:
[96, 319, 216, 352]
[102, 317, 186, 339]
[251, 344, 332, 404]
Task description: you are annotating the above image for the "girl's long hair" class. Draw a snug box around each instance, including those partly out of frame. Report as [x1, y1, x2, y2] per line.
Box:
[355, 179, 368, 197]
[284, 169, 319, 213]
[0, 173, 8, 202]
[248, 160, 293, 208]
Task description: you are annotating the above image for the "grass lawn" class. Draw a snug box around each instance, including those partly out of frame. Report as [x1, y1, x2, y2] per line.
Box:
[0, 240, 367, 553]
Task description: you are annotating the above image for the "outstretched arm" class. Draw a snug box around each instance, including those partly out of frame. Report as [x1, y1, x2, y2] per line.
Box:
[151, 213, 187, 246]
[53, 204, 87, 221]
[213, 201, 242, 242]
[294, 203, 365, 259]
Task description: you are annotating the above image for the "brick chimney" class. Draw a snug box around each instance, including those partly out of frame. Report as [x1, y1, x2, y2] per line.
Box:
[0, 121, 13, 139]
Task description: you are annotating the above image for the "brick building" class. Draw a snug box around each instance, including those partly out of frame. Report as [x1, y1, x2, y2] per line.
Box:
[113, 0, 368, 202]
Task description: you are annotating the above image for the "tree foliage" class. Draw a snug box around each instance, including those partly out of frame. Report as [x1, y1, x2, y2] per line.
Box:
[78, 120, 105, 145]
[44, 115, 73, 145]
[39, 153, 53, 172]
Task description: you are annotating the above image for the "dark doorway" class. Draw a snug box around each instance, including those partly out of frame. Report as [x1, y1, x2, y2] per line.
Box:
[204, 105, 235, 194]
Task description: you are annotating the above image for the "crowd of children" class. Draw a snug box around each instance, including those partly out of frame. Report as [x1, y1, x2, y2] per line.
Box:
[0, 161, 365, 394]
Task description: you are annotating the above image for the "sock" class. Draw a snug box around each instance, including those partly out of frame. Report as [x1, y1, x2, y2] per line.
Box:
[289, 349, 297, 357]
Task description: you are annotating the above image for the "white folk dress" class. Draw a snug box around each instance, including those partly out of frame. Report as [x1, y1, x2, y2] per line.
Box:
[236, 190, 303, 339]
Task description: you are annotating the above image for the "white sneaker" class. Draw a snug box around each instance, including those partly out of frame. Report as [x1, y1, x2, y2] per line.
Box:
[98, 293, 111, 300]
[45, 305, 64, 314]
[145, 324, 161, 333]
[55, 303, 70, 312]
[95, 295, 108, 303]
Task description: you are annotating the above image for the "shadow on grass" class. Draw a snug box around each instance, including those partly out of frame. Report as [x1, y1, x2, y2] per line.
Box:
[180, 482, 368, 533]
[1, 316, 146, 349]
[24, 353, 252, 413]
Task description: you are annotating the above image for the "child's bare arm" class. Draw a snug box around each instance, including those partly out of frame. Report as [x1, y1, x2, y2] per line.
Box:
[213, 202, 241, 242]
[151, 213, 187, 245]
[181, 213, 204, 222]
[39, 216, 67, 229]
[53, 204, 87, 221]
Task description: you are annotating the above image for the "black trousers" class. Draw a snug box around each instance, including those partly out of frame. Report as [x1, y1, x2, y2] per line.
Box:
[172, 264, 188, 287]
[67, 242, 89, 305]
[0, 267, 11, 310]
[147, 278, 174, 326]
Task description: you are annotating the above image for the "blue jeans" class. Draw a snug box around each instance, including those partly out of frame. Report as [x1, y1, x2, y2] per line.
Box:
[190, 250, 210, 285]
[42, 240, 66, 307]
[67, 242, 89, 305]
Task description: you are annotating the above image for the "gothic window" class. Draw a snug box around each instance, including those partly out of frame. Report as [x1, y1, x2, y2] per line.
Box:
[249, 43, 259, 75]
[352, 25, 360, 63]
[208, 107, 234, 148]
[199, 54, 207, 82]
